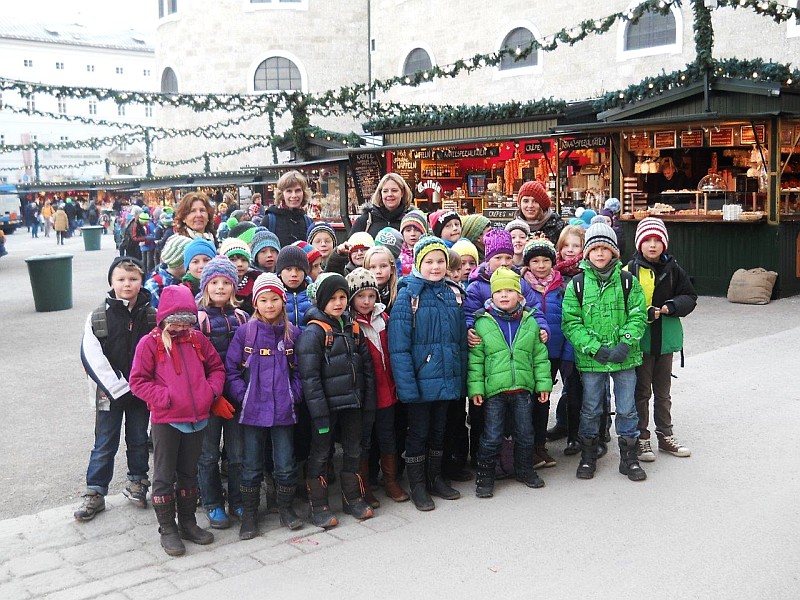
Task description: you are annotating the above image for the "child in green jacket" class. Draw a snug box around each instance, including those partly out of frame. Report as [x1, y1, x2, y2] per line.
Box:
[562, 223, 648, 482]
[468, 267, 553, 498]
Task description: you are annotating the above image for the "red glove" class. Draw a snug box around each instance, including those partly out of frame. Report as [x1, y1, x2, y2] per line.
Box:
[211, 396, 235, 420]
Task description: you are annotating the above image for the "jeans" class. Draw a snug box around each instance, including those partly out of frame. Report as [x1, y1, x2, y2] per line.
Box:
[359, 408, 377, 457]
[140, 249, 155, 276]
[150, 423, 205, 497]
[373, 406, 397, 455]
[31, 221, 39, 238]
[85, 397, 150, 496]
[308, 409, 362, 478]
[478, 392, 535, 463]
[579, 369, 639, 439]
[404, 400, 449, 458]
[197, 414, 243, 509]
[635, 353, 674, 439]
[242, 425, 297, 488]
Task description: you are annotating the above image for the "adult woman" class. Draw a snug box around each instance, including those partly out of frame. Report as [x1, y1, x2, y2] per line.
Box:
[351, 173, 412, 238]
[174, 192, 217, 246]
[264, 170, 313, 247]
[654, 157, 689, 193]
[516, 180, 565, 245]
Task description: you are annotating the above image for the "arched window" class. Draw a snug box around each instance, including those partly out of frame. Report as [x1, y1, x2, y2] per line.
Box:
[499, 27, 537, 70]
[402, 48, 432, 77]
[160, 67, 178, 93]
[624, 9, 676, 51]
[254, 57, 301, 91]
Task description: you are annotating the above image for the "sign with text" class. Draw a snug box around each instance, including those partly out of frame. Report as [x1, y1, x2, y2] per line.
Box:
[561, 135, 609, 151]
[522, 141, 552, 155]
[740, 124, 766, 145]
[680, 130, 704, 148]
[709, 127, 734, 147]
[482, 207, 518, 221]
[349, 152, 384, 205]
[411, 146, 500, 160]
[627, 134, 651, 151]
[654, 131, 677, 149]
[391, 149, 419, 188]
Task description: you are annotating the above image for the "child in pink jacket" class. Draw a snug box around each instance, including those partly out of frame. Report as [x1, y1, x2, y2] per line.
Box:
[130, 284, 225, 557]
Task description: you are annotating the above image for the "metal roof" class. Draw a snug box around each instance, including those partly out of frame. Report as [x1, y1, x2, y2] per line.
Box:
[0, 22, 153, 53]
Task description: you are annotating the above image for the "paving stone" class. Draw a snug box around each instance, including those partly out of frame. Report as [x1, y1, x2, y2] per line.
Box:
[0, 579, 31, 600]
[211, 555, 263, 577]
[327, 522, 377, 541]
[101, 565, 170, 590]
[0, 533, 31, 564]
[360, 513, 408, 532]
[40, 579, 115, 600]
[251, 543, 303, 565]
[25, 525, 84, 552]
[7, 551, 65, 578]
[79, 550, 157, 580]
[161, 550, 218, 571]
[36, 506, 80, 529]
[121, 578, 180, 599]
[126, 524, 156, 545]
[213, 535, 272, 559]
[0, 515, 40, 538]
[21, 567, 87, 596]
[75, 514, 136, 540]
[0, 563, 10, 583]
[285, 531, 341, 554]
[59, 535, 140, 566]
[167, 566, 223, 591]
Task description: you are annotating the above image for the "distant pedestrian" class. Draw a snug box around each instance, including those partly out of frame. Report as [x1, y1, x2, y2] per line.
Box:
[54, 203, 69, 245]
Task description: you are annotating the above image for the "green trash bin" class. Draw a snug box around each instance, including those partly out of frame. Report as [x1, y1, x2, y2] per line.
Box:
[25, 253, 73, 312]
[81, 225, 104, 251]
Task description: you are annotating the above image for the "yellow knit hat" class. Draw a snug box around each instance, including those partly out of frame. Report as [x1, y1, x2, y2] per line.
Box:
[490, 266, 521, 295]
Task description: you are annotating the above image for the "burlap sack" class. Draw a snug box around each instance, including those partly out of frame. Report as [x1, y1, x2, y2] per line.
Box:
[727, 268, 778, 305]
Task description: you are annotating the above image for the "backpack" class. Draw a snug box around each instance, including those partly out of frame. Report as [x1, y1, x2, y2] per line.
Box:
[91, 302, 157, 339]
[572, 269, 634, 309]
[197, 308, 248, 337]
[266, 213, 313, 240]
[118, 219, 138, 253]
[240, 319, 297, 372]
[307, 319, 361, 349]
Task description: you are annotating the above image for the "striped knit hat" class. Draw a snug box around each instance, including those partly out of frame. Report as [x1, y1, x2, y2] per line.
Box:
[252, 272, 287, 303]
[505, 218, 531, 237]
[250, 228, 281, 257]
[374, 227, 403, 259]
[460, 214, 491, 244]
[413, 235, 448, 271]
[160, 234, 191, 269]
[200, 255, 238, 292]
[307, 221, 337, 245]
[293, 240, 322, 266]
[220, 237, 252, 262]
[400, 209, 428, 235]
[583, 222, 619, 259]
[635, 217, 669, 252]
[522, 237, 557, 264]
[348, 231, 375, 252]
[483, 228, 514, 262]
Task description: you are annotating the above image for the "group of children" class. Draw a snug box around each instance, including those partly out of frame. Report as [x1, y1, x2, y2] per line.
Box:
[77, 171, 697, 557]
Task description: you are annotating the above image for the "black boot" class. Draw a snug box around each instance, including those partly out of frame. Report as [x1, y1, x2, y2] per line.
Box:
[306, 476, 338, 529]
[263, 472, 279, 513]
[176, 488, 214, 545]
[576, 436, 599, 479]
[276, 484, 303, 530]
[618, 437, 647, 482]
[340, 472, 374, 520]
[475, 460, 496, 498]
[152, 494, 185, 557]
[405, 455, 434, 511]
[239, 485, 261, 540]
[514, 446, 545, 489]
[426, 450, 461, 500]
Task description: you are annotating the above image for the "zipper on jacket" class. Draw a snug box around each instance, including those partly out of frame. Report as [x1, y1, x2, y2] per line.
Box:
[178, 344, 198, 422]
[344, 331, 358, 386]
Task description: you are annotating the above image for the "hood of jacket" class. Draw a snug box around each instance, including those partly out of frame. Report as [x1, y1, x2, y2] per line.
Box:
[156, 284, 198, 324]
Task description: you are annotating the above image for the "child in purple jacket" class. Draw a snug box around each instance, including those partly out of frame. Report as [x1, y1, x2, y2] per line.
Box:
[225, 273, 304, 540]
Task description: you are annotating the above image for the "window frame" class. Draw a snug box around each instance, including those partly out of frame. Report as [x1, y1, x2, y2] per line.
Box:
[158, 0, 180, 22]
[88, 100, 97, 115]
[788, 1, 800, 39]
[160, 67, 180, 94]
[617, 1, 682, 60]
[494, 22, 543, 79]
[397, 43, 436, 82]
[249, 51, 307, 93]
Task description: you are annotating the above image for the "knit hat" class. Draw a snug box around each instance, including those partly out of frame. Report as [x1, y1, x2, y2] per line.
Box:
[374, 227, 403, 259]
[428, 209, 460, 238]
[590, 215, 610, 226]
[460, 214, 491, 244]
[505, 218, 531, 237]
[348, 231, 375, 252]
[220, 237, 252, 262]
[183, 238, 217, 270]
[490, 266, 522, 295]
[226, 216, 238, 230]
[308, 272, 349, 308]
[307, 221, 337, 245]
[293, 240, 322, 266]
[635, 217, 669, 252]
[230, 209, 245, 221]
[107, 255, 144, 285]
[451, 238, 479, 265]
[138, 212, 150, 223]
[522, 237, 557, 265]
[217, 202, 228, 214]
[156, 284, 198, 325]
[517, 180, 551, 211]
[583, 222, 620, 258]
[159, 210, 174, 226]
[413, 234, 448, 271]
[346, 267, 379, 301]
[252, 272, 287, 303]
[400, 209, 428, 235]
[200, 255, 238, 292]
[250, 228, 280, 255]
[605, 197, 622, 214]
[275, 245, 309, 276]
[160, 234, 191, 269]
[483, 228, 514, 262]
[230, 221, 257, 245]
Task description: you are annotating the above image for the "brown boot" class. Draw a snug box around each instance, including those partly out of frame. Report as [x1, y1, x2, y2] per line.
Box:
[381, 453, 409, 502]
[359, 458, 381, 509]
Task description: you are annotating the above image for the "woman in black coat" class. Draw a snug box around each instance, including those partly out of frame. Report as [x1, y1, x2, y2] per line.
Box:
[350, 173, 413, 238]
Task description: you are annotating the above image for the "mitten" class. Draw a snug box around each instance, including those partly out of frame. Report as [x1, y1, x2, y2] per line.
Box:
[211, 396, 235, 419]
[594, 346, 611, 365]
[608, 342, 631, 364]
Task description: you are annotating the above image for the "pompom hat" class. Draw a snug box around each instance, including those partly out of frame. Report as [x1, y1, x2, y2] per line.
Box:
[483, 228, 514, 262]
[200, 255, 238, 292]
[220, 237, 252, 262]
[523, 237, 557, 264]
[413, 235, 448, 271]
[635, 217, 669, 253]
[252, 272, 287, 303]
[517, 180, 551, 211]
[346, 267, 380, 301]
[583, 222, 620, 259]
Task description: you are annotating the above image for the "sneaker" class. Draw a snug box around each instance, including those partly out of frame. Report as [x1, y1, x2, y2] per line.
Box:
[637, 439, 656, 462]
[564, 440, 581, 456]
[207, 506, 231, 529]
[535, 447, 557, 468]
[546, 424, 568, 442]
[658, 434, 691, 457]
[123, 479, 150, 508]
[74, 491, 105, 521]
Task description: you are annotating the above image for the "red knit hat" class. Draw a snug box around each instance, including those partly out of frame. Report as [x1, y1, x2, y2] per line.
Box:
[635, 217, 669, 252]
[517, 180, 551, 211]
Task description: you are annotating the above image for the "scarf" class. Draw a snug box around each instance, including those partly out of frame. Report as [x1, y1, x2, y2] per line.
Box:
[182, 272, 200, 286]
[524, 270, 557, 294]
[526, 209, 553, 232]
[484, 298, 525, 322]
[590, 258, 620, 283]
[556, 253, 582, 277]
[186, 228, 215, 243]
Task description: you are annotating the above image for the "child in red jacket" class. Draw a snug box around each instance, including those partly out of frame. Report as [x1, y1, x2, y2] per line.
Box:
[130, 285, 226, 557]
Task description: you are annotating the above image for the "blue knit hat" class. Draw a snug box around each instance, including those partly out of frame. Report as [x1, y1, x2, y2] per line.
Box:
[250, 228, 281, 258]
[200, 255, 238, 292]
[307, 221, 337, 245]
[413, 235, 448, 271]
[183, 238, 217, 270]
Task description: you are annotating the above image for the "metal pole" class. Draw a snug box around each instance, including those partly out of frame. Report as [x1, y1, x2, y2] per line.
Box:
[145, 129, 153, 177]
[204, 152, 211, 175]
[33, 143, 40, 183]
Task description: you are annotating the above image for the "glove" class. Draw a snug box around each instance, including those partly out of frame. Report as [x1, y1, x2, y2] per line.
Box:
[594, 346, 611, 365]
[210, 396, 235, 419]
[608, 342, 631, 364]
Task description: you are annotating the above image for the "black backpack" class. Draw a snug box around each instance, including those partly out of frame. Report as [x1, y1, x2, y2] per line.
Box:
[572, 269, 634, 309]
[118, 219, 138, 253]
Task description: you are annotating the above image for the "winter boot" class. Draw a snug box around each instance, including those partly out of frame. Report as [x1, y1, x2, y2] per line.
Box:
[306, 476, 338, 529]
[475, 460, 496, 498]
[405, 454, 434, 511]
[176, 488, 214, 545]
[238, 485, 261, 540]
[123, 479, 150, 508]
[74, 490, 105, 522]
[263, 472, 279, 513]
[276, 484, 303, 530]
[359, 458, 381, 509]
[426, 450, 461, 500]
[514, 446, 545, 489]
[340, 472, 374, 520]
[576, 436, 599, 480]
[152, 494, 185, 557]
[618, 437, 647, 482]
[380, 453, 409, 502]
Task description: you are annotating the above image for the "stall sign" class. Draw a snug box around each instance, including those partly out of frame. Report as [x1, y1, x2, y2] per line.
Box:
[627, 134, 651, 151]
[740, 124, 766, 145]
[412, 146, 500, 160]
[349, 152, 385, 205]
[523, 141, 552, 154]
[709, 127, 734, 147]
[654, 131, 677, 149]
[483, 207, 518, 221]
[680, 130, 704, 148]
[392, 149, 419, 187]
[561, 135, 609, 151]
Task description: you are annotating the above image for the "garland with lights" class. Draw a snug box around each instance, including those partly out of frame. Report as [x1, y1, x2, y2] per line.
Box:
[693, 1, 714, 69]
